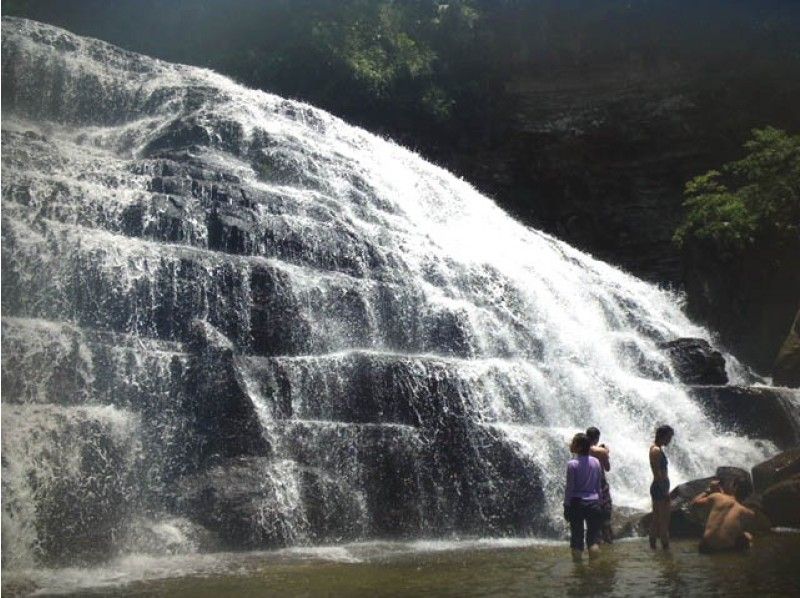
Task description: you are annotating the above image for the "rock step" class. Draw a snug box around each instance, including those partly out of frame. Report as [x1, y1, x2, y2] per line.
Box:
[1, 156, 398, 281]
[688, 385, 800, 449]
[2, 213, 532, 359]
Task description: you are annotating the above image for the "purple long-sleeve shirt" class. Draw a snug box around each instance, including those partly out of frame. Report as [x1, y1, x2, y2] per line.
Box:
[564, 455, 602, 504]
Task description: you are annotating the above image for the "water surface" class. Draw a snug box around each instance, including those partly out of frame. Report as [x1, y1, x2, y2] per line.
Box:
[5, 533, 799, 597]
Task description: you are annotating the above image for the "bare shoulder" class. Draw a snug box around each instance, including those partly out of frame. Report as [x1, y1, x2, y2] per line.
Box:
[590, 445, 609, 458]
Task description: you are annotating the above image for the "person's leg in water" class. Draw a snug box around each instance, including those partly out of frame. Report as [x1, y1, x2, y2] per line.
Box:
[735, 532, 753, 551]
[601, 508, 613, 544]
[568, 501, 586, 561]
[649, 495, 660, 549]
[657, 497, 670, 549]
[699, 532, 752, 554]
[649, 480, 670, 549]
[585, 502, 603, 558]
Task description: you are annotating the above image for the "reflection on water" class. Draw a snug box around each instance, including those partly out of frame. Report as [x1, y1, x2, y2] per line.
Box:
[3, 534, 800, 597]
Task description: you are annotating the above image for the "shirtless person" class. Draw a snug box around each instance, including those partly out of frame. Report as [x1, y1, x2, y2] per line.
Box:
[692, 478, 755, 553]
[586, 427, 613, 543]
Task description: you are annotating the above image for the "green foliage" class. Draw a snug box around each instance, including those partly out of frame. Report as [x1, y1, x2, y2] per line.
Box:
[302, 0, 488, 121]
[674, 127, 800, 258]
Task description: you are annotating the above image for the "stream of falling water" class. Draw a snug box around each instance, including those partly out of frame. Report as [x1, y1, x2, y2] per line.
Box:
[2, 17, 794, 593]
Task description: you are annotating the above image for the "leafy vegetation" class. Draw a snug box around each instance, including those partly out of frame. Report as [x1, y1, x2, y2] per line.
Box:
[674, 127, 800, 261]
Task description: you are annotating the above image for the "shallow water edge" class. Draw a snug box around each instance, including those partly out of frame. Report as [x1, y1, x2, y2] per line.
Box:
[4, 532, 800, 597]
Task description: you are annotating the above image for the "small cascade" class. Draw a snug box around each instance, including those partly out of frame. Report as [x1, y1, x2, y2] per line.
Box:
[2, 16, 798, 571]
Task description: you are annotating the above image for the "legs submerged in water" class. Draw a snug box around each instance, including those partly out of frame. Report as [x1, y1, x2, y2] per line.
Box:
[699, 532, 753, 554]
[601, 517, 614, 545]
[658, 500, 670, 549]
[585, 502, 604, 558]
[568, 500, 604, 560]
[649, 499, 670, 550]
[649, 479, 671, 550]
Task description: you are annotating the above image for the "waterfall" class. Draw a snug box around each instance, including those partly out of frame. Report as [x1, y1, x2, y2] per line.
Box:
[1, 17, 793, 570]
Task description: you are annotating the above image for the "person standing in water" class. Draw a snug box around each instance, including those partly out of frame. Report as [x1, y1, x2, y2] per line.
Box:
[564, 432, 604, 560]
[649, 425, 674, 549]
[586, 427, 613, 543]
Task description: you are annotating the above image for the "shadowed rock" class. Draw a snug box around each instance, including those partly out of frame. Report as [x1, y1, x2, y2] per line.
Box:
[752, 448, 800, 493]
[714, 466, 753, 501]
[773, 309, 800, 388]
[659, 338, 727, 385]
[688, 386, 800, 449]
[762, 475, 800, 527]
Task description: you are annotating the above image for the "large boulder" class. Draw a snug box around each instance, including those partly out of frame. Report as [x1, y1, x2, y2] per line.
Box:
[659, 338, 728, 385]
[178, 321, 270, 473]
[773, 309, 800, 388]
[176, 456, 366, 548]
[740, 496, 774, 533]
[639, 477, 712, 538]
[761, 475, 800, 527]
[688, 386, 800, 449]
[714, 466, 753, 501]
[665, 477, 716, 537]
[752, 448, 800, 493]
[611, 506, 648, 539]
[639, 469, 753, 538]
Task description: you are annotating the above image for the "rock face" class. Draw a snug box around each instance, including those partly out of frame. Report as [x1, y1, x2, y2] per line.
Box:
[654, 468, 753, 539]
[752, 448, 800, 493]
[688, 386, 800, 449]
[659, 338, 728, 385]
[747, 450, 800, 530]
[773, 309, 800, 388]
[0, 18, 792, 568]
[714, 466, 753, 501]
[761, 476, 800, 527]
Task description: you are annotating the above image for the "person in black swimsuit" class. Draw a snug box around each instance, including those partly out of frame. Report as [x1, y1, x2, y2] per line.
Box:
[649, 425, 674, 549]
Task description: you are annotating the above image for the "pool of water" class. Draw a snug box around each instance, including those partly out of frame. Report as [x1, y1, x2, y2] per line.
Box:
[4, 532, 800, 597]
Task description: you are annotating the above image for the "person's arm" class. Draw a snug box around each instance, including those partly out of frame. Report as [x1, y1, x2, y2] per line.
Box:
[691, 491, 714, 507]
[594, 459, 603, 497]
[600, 445, 610, 472]
[591, 445, 611, 472]
[649, 446, 663, 480]
[692, 481, 721, 507]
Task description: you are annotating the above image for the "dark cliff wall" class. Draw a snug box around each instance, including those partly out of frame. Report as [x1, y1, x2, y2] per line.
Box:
[4, 0, 800, 373]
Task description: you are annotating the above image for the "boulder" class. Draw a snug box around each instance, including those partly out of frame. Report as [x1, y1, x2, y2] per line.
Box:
[176, 456, 366, 548]
[688, 386, 800, 449]
[610, 506, 648, 539]
[752, 448, 800, 493]
[666, 477, 716, 537]
[640, 472, 771, 538]
[773, 309, 800, 388]
[659, 338, 728, 385]
[761, 475, 800, 527]
[639, 477, 714, 538]
[714, 466, 753, 500]
[741, 495, 775, 532]
[177, 457, 284, 548]
[179, 320, 270, 473]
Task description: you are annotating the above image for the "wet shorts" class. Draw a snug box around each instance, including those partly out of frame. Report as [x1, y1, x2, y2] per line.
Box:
[650, 479, 670, 501]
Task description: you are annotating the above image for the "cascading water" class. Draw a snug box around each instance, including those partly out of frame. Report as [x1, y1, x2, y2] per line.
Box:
[1, 17, 797, 576]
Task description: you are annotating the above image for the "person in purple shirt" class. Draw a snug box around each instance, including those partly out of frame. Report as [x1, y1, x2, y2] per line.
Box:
[564, 432, 604, 559]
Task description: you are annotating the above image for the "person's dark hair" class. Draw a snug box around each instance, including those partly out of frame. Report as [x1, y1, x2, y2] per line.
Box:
[571, 433, 591, 455]
[586, 427, 600, 444]
[655, 425, 674, 444]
